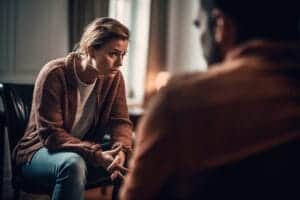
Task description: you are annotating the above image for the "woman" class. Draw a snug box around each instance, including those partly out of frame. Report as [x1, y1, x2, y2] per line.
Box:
[12, 17, 133, 200]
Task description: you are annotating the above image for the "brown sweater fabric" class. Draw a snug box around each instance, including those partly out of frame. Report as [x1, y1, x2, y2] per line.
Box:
[120, 40, 300, 199]
[13, 52, 133, 166]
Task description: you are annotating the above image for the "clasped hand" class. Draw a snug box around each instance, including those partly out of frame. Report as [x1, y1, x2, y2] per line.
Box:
[95, 145, 128, 181]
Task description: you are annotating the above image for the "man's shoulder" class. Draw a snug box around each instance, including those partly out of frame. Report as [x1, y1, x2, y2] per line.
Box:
[161, 62, 246, 111]
[166, 64, 227, 94]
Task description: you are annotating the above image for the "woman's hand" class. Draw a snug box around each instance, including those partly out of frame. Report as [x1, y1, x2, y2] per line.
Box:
[107, 151, 128, 181]
[94, 145, 128, 180]
[95, 145, 121, 169]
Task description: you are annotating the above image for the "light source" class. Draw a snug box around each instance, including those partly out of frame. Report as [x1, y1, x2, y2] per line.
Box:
[155, 71, 170, 91]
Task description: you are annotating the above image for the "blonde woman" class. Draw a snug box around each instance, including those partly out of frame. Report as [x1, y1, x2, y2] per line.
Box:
[13, 18, 132, 200]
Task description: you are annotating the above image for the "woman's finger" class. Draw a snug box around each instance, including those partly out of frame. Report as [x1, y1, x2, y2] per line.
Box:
[110, 170, 125, 181]
[107, 162, 129, 174]
[112, 164, 129, 174]
[117, 165, 129, 174]
[106, 145, 122, 156]
[107, 155, 120, 172]
[110, 171, 119, 181]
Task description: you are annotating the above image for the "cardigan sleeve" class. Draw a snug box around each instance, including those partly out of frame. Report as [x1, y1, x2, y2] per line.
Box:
[108, 73, 133, 154]
[34, 65, 101, 166]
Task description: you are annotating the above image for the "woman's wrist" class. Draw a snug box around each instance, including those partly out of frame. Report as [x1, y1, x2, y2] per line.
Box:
[94, 149, 104, 164]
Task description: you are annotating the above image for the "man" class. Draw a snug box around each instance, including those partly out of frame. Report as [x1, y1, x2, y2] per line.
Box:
[120, 0, 300, 199]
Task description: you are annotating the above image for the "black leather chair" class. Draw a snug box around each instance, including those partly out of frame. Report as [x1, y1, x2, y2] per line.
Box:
[0, 83, 121, 199]
[0, 110, 5, 196]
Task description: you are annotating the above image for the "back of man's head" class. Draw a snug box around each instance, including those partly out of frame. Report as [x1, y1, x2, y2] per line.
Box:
[201, 0, 300, 43]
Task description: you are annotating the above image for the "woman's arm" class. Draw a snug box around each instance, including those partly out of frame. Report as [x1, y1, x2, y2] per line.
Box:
[34, 65, 101, 165]
[108, 73, 133, 155]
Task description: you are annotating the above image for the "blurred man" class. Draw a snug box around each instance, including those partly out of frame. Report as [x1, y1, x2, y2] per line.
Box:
[120, 0, 300, 199]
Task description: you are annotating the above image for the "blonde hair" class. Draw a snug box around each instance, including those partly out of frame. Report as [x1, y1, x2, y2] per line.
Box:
[75, 17, 130, 55]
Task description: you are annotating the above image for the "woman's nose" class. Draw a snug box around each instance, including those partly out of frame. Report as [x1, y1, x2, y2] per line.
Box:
[115, 56, 123, 67]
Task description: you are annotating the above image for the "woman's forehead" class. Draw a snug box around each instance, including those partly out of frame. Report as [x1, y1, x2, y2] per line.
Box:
[101, 39, 129, 51]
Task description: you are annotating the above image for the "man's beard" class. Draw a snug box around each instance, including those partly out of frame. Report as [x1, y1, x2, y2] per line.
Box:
[206, 44, 223, 65]
[201, 30, 223, 66]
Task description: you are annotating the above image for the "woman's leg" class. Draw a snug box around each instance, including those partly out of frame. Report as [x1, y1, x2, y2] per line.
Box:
[20, 147, 87, 200]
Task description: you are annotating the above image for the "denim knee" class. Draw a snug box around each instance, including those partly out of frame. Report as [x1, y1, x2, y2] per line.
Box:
[56, 153, 87, 185]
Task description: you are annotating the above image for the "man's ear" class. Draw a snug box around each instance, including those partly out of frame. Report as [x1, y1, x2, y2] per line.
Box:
[212, 9, 236, 49]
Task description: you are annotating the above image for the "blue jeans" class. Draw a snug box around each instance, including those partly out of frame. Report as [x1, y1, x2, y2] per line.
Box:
[20, 147, 90, 200]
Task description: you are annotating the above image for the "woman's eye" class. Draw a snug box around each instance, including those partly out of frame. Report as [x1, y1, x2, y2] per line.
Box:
[109, 52, 126, 58]
[109, 52, 118, 57]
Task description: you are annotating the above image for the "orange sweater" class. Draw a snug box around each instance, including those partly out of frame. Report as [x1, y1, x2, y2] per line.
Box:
[121, 40, 300, 199]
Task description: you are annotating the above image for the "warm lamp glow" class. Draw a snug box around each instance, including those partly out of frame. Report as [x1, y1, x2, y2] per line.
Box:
[155, 71, 170, 91]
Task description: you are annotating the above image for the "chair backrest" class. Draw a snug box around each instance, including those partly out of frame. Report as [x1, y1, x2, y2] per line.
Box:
[0, 83, 34, 154]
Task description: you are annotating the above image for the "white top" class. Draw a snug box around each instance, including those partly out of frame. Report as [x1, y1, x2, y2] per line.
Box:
[71, 66, 97, 139]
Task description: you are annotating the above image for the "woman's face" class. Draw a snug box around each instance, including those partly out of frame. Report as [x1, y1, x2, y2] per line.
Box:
[91, 39, 128, 75]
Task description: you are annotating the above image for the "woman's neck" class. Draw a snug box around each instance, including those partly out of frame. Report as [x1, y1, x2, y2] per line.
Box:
[77, 57, 98, 84]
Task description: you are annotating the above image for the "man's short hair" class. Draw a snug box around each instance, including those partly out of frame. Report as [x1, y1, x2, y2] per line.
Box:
[201, 0, 300, 42]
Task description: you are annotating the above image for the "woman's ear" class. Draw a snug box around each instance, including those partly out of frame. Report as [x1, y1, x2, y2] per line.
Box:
[87, 46, 95, 59]
[212, 9, 236, 49]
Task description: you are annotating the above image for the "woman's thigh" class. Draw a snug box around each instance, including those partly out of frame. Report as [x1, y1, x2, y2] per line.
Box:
[20, 147, 87, 188]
